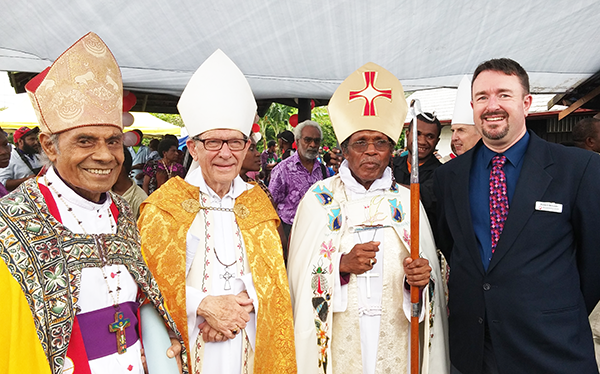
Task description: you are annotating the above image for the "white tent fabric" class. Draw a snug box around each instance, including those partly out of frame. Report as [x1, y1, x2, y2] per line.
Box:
[1, 1, 600, 100]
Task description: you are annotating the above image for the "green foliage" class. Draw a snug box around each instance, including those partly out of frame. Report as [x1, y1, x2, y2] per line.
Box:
[312, 106, 338, 148]
[396, 129, 406, 150]
[256, 103, 338, 152]
[151, 113, 184, 127]
[257, 103, 295, 151]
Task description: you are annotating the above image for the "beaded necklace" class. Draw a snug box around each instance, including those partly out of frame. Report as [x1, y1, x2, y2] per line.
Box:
[44, 175, 130, 354]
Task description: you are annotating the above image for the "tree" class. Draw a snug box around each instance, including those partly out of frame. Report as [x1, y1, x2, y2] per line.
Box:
[256, 103, 339, 152]
[312, 106, 337, 148]
[151, 113, 184, 127]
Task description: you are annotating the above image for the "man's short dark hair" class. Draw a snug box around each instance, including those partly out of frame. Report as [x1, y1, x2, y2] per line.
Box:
[267, 140, 277, 148]
[414, 113, 442, 138]
[473, 58, 530, 95]
[572, 117, 600, 145]
[277, 130, 294, 144]
[122, 146, 133, 173]
[323, 152, 332, 164]
[158, 138, 178, 158]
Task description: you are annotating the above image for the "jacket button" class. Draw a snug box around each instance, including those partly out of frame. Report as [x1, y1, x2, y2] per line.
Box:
[483, 283, 491, 291]
[478, 317, 484, 324]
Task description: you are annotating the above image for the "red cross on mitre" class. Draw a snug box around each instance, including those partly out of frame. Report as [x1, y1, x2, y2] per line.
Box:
[349, 71, 392, 116]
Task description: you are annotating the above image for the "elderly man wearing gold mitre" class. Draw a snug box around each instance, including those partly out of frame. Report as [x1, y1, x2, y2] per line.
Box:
[138, 50, 296, 374]
[0, 33, 185, 374]
[287, 62, 449, 374]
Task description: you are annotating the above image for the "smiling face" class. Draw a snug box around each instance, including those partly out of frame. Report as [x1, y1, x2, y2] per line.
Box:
[40, 126, 124, 202]
[471, 70, 532, 152]
[406, 119, 440, 162]
[187, 129, 249, 197]
[342, 130, 393, 189]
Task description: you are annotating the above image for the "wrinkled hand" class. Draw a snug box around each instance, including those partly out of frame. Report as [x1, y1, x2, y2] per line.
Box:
[197, 293, 253, 339]
[339, 241, 380, 275]
[237, 290, 254, 313]
[199, 321, 228, 343]
[403, 257, 431, 288]
[199, 291, 253, 342]
[166, 337, 183, 374]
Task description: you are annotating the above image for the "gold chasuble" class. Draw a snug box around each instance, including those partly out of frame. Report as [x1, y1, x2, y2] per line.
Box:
[139, 177, 296, 374]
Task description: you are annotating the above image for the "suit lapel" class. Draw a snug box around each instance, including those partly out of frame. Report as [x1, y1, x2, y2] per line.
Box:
[449, 148, 485, 275]
[487, 133, 553, 273]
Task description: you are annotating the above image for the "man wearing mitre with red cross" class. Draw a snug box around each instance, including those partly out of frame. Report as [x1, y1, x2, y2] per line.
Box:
[138, 49, 296, 374]
[287, 62, 449, 374]
[0, 33, 185, 374]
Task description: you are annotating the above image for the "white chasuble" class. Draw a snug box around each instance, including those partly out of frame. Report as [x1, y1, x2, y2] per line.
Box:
[332, 194, 410, 374]
[184, 167, 258, 374]
[288, 162, 449, 374]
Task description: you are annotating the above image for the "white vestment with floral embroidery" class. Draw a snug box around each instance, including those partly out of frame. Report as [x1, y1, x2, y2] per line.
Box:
[288, 162, 449, 374]
[184, 167, 258, 374]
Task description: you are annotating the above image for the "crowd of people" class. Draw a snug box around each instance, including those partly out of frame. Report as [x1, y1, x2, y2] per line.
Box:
[2, 31, 600, 374]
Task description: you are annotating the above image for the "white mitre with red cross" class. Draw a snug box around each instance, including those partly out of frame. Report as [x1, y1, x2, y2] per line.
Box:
[178, 49, 257, 138]
[328, 62, 408, 144]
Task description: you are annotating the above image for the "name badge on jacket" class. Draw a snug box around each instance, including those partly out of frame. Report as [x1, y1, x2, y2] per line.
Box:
[535, 201, 563, 213]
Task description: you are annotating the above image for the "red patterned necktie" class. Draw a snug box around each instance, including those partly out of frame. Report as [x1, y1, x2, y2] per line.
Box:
[490, 155, 509, 253]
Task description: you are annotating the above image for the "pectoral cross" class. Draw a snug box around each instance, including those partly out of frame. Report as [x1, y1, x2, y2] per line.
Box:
[220, 268, 235, 290]
[109, 311, 130, 354]
[357, 271, 379, 298]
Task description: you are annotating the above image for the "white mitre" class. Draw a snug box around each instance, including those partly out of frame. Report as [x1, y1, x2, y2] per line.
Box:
[451, 75, 474, 126]
[178, 49, 257, 138]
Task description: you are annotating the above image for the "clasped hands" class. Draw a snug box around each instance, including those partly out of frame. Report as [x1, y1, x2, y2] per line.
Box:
[339, 241, 431, 287]
[197, 290, 254, 343]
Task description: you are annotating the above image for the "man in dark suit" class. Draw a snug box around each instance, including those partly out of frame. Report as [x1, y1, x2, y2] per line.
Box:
[434, 58, 600, 374]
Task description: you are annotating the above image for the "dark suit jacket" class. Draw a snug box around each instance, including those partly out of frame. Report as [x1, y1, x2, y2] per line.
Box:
[434, 131, 600, 374]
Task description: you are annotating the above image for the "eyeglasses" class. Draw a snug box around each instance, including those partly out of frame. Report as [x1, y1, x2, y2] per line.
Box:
[349, 139, 391, 152]
[192, 137, 248, 151]
[302, 137, 321, 145]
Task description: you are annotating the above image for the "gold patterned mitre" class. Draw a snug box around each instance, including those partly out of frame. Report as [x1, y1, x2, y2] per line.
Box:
[178, 49, 256, 138]
[25, 32, 123, 134]
[328, 62, 407, 143]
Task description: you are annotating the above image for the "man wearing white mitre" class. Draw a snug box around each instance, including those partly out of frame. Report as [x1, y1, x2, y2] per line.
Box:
[138, 49, 296, 374]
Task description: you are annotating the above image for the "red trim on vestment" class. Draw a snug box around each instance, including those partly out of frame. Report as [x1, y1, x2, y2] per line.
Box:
[110, 201, 119, 223]
[65, 316, 93, 374]
[38, 181, 62, 223]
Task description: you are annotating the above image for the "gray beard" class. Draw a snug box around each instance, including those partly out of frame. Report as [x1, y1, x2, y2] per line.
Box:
[303, 150, 319, 160]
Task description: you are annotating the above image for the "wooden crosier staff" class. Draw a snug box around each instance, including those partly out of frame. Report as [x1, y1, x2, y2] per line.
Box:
[409, 99, 421, 374]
